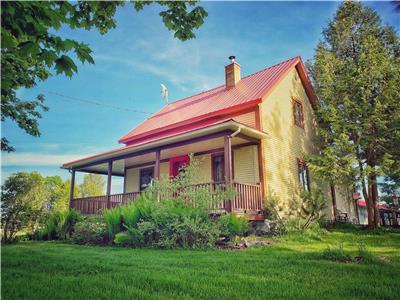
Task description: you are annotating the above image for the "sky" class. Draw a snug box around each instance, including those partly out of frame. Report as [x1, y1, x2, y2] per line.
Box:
[1, 1, 399, 193]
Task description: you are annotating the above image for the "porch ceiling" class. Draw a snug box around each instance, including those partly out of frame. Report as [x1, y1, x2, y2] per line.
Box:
[76, 135, 250, 176]
[63, 120, 267, 175]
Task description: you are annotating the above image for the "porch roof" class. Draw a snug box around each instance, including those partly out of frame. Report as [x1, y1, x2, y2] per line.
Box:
[62, 120, 267, 174]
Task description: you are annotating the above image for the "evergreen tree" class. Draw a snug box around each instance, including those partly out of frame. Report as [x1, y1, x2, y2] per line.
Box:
[307, 2, 400, 228]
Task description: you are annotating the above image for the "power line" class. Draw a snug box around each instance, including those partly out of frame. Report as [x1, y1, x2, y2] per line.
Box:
[42, 90, 153, 115]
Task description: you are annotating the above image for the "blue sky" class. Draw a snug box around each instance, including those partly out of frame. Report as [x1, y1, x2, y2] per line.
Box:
[1, 1, 399, 192]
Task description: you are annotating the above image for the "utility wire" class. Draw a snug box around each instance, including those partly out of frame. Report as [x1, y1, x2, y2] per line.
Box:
[42, 90, 153, 115]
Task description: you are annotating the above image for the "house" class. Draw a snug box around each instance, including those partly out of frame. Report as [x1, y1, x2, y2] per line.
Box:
[357, 199, 400, 226]
[62, 56, 356, 221]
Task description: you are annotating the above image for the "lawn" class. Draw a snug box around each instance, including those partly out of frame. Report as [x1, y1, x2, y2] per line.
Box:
[2, 229, 400, 300]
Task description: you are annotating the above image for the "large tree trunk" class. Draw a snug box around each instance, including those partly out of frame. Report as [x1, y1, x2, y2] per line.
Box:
[365, 184, 375, 228]
[330, 184, 338, 219]
[367, 143, 380, 228]
[372, 180, 380, 228]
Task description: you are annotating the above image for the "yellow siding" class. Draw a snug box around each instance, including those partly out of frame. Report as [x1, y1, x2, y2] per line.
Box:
[232, 111, 256, 128]
[194, 154, 212, 183]
[335, 186, 357, 221]
[233, 145, 259, 184]
[125, 168, 140, 193]
[259, 68, 356, 220]
[160, 162, 169, 178]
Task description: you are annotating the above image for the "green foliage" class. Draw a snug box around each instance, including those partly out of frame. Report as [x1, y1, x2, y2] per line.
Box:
[1, 172, 74, 243]
[265, 185, 327, 234]
[1, 1, 207, 151]
[296, 186, 327, 230]
[1, 172, 46, 243]
[307, 1, 400, 227]
[114, 232, 137, 247]
[133, 200, 220, 249]
[322, 243, 352, 263]
[71, 215, 108, 245]
[217, 213, 249, 238]
[103, 194, 220, 249]
[35, 210, 80, 241]
[148, 154, 235, 209]
[103, 206, 124, 242]
[357, 240, 374, 263]
[121, 203, 141, 229]
[77, 174, 105, 198]
[322, 240, 375, 264]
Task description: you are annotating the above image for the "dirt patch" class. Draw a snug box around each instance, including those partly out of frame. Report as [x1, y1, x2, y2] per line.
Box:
[216, 236, 276, 250]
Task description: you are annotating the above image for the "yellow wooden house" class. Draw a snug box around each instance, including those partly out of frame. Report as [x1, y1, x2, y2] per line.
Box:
[63, 56, 357, 221]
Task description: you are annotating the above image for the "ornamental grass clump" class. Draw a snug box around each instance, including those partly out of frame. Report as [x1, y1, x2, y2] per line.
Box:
[33, 210, 80, 241]
[103, 206, 123, 241]
[217, 213, 249, 238]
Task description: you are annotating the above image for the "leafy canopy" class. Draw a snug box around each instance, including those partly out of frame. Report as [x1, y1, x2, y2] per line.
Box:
[1, 172, 70, 243]
[1, 1, 208, 151]
[78, 174, 106, 198]
[306, 1, 400, 192]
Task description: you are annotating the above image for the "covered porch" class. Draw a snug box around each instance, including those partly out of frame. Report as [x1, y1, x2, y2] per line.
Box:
[63, 120, 267, 220]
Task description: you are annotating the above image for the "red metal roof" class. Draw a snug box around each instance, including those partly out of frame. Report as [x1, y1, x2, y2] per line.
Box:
[119, 56, 306, 145]
[357, 199, 386, 209]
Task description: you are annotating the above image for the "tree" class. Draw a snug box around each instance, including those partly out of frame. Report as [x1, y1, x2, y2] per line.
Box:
[1, 172, 46, 243]
[1, 172, 79, 242]
[43, 176, 70, 213]
[307, 2, 400, 228]
[78, 174, 106, 198]
[1, 1, 208, 151]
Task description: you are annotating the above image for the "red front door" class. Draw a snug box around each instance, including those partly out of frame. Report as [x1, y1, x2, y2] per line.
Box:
[169, 155, 190, 177]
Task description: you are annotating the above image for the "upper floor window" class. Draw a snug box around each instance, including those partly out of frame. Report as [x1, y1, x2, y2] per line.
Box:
[297, 159, 310, 191]
[293, 100, 304, 128]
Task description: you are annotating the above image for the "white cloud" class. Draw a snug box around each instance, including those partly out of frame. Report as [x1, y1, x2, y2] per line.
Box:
[1, 152, 93, 167]
[94, 36, 226, 93]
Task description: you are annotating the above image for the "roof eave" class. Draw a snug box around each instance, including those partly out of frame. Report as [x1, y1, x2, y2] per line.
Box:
[63, 120, 267, 170]
[118, 98, 262, 144]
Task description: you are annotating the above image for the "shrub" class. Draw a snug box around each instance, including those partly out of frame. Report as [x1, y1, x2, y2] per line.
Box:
[322, 243, 352, 262]
[109, 198, 220, 249]
[217, 213, 248, 238]
[103, 206, 123, 241]
[147, 154, 235, 209]
[114, 232, 138, 247]
[71, 215, 108, 245]
[135, 200, 220, 248]
[34, 210, 80, 240]
[121, 203, 141, 228]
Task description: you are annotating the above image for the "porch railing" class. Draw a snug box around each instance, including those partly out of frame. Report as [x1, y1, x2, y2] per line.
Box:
[71, 192, 141, 215]
[71, 182, 263, 216]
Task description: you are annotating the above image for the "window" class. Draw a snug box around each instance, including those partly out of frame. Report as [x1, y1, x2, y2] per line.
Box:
[297, 159, 310, 191]
[212, 154, 225, 182]
[139, 167, 154, 191]
[293, 100, 304, 128]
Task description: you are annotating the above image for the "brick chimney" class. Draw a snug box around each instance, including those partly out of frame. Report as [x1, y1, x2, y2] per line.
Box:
[225, 56, 241, 88]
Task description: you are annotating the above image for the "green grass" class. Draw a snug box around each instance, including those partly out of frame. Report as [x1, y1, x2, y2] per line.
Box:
[2, 229, 400, 300]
